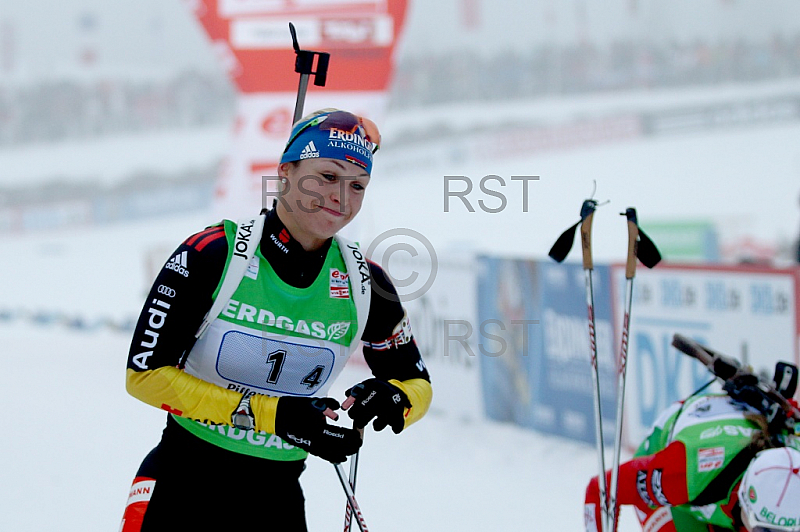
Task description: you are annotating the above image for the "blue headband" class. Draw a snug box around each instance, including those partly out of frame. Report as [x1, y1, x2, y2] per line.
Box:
[280, 111, 375, 175]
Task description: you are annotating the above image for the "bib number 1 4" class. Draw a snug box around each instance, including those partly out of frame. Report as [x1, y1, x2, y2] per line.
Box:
[217, 330, 336, 396]
[265, 350, 325, 389]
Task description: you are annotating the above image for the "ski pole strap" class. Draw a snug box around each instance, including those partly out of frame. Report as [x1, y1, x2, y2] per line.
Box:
[622, 206, 662, 276]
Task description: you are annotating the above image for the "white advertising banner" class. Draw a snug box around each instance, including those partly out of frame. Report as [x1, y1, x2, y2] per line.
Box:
[612, 264, 800, 449]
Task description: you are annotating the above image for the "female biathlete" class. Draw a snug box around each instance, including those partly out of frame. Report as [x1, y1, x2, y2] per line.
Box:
[120, 109, 432, 530]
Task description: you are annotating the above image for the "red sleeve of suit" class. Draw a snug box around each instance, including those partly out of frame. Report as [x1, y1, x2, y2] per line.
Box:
[584, 441, 690, 532]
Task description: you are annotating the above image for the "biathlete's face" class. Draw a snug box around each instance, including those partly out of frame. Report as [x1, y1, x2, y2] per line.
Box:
[276, 157, 370, 250]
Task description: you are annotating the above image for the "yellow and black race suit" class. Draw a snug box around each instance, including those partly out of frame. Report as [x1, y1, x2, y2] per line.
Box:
[121, 208, 431, 531]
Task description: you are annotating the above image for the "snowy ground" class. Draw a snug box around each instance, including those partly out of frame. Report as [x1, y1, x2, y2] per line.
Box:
[0, 322, 640, 532]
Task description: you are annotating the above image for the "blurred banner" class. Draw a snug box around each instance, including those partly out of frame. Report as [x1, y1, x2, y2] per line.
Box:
[638, 220, 720, 263]
[613, 263, 800, 449]
[477, 257, 617, 445]
[400, 251, 481, 420]
[188, 0, 409, 218]
[478, 256, 800, 448]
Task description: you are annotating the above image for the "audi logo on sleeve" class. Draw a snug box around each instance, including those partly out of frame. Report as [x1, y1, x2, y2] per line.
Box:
[157, 285, 176, 298]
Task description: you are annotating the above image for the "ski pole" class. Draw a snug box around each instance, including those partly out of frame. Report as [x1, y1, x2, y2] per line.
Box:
[288, 22, 330, 123]
[579, 200, 610, 532]
[334, 461, 370, 532]
[606, 208, 660, 532]
[343, 430, 362, 532]
[605, 210, 636, 532]
[549, 198, 609, 531]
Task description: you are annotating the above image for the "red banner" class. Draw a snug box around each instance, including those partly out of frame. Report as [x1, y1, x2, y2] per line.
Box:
[187, 0, 409, 217]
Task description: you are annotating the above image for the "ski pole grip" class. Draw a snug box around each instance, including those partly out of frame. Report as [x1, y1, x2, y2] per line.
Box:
[625, 219, 638, 279]
[580, 210, 595, 270]
[622, 207, 640, 280]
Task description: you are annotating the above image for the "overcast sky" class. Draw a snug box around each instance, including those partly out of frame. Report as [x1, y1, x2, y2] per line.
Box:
[0, 0, 216, 78]
[3, 0, 800, 80]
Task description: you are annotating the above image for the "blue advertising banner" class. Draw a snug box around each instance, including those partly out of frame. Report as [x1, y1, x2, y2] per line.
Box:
[537, 260, 616, 444]
[478, 256, 617, 444]
[478, 256, 800, 449]
[477, 257, 541, 429]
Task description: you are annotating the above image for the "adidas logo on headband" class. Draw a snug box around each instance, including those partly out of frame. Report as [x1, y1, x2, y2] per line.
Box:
[299, 141, 320, 160]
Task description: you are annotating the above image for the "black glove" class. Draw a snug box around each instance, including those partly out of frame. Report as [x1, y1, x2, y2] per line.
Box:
[345, 379, 411, 434]
[274, 397, 362, 463]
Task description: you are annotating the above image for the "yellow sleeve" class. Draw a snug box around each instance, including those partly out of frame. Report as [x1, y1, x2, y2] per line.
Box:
[126, 367, 279, 434]
[389, 378, 432, 430]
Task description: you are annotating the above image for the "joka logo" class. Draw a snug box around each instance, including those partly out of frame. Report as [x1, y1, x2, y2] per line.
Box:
[346, 244, 370, 295]
[165, 251, 189, 277]
[299, 140, 319, 159]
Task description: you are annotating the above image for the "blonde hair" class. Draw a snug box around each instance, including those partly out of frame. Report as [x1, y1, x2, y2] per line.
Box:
[745, 413, 780, 451]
